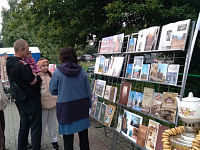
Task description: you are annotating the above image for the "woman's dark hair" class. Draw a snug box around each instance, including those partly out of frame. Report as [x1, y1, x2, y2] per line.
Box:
[38, 57, 52, 77]
[59, 46, 78, 64]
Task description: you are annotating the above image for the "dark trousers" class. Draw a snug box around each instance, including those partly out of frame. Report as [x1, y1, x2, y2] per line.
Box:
[15, 100, 42, 150]
[63, 129, 90, 150]
[0, 110, 5, 150]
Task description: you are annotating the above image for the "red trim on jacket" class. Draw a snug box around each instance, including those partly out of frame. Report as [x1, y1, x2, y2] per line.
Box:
[19, 60, 26, 65]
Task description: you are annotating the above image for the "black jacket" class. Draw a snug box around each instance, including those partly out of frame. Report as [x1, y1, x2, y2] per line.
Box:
[6, 56, 42, 100]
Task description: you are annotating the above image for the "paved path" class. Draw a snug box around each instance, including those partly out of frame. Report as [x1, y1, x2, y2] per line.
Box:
[4, 101, 134, 150]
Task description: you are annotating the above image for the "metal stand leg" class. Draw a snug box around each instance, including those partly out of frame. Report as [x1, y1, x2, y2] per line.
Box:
[132, 143, 135, 150]
[104, 126, 107, 137]
[111, 132, 118, 150]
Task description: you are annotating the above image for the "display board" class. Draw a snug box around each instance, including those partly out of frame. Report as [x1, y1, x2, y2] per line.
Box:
[89, 14, 200, 150]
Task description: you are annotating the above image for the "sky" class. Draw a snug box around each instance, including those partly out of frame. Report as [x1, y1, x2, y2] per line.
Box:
[0, 0, 10, 31]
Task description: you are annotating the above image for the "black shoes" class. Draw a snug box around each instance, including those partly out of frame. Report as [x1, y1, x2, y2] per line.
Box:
[26, 142, 59, 149]
[52, 142, 60, 150]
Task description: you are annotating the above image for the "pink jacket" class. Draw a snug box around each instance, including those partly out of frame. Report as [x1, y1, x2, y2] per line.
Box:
[22, 57, 41, 73]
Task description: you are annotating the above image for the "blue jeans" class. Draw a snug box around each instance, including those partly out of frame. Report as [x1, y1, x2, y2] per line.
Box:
[15, 100, 42, 150]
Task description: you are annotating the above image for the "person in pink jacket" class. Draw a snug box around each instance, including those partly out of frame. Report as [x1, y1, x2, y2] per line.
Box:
[37, 58, 60, 150]
[22, 51, 40, 75]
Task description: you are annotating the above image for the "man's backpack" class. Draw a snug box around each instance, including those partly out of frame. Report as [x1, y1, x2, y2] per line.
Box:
[7, 67, 30, 103]
[9, 79, 30, 103]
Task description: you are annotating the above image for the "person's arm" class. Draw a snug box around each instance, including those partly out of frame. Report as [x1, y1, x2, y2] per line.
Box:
[22, 63, 42, 87]
[49, 71, 58, 95]
[0, 80, 8, 111]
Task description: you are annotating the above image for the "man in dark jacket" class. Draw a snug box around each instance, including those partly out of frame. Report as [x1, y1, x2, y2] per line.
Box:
[6, 39, 42, 150]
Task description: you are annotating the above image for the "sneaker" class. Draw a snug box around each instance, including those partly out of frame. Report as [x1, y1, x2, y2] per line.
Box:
[52, 142, 60, 150]
[27, 142, 32, 149]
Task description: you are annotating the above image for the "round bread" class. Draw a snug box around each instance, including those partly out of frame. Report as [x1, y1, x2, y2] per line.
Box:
[162, 142, 170, 146]
[166, 129, 173, 135]
[163, 141, 170, 145]
[179, 126, 185, 132]
[163, 132, 170, 136]
[162, 135, 169, 139]
[192, 139, 200, 144]
[163, 145, 171, 149]
[195, 138, 200, 142]
[169, 129, 174, 135]
[162, 138, 169, 142]
[176, 127, 182, 134]
[178, 126, 184, 132]
[171, 128, 177, 135]
[192, 146, 200, 150]
[196, 134, 200, 139]
[192, 142, 200, 147]
[175, 127, 180, 134]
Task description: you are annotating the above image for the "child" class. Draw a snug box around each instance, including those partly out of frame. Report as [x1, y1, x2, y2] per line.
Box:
[22, 51, 40, 75]
[37, 58, 60, 150]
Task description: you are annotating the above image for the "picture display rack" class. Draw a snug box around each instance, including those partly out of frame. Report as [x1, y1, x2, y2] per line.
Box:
[90, 13, 200, 150]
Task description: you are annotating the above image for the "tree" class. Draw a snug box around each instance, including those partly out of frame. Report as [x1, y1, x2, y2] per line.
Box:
[1, 0, 200, 66]
[1, 0, 113, 62]
[104, 0, 200, 34]
[0, 32, 3, 48]
[84, 45, 97, 55]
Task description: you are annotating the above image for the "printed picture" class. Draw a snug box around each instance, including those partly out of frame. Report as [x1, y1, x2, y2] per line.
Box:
[165, 30, 172, 41]
[49, 64, 57, 73]
[130, 114, 142, 128]
[98, 57, 105, 73]
[104, 107, 113, 124]
[99, 33, 124, 54]
[146, 120, 160, 150]
[127, 112, 143, 142]
[127, 91, 136, 109]
[134, 92, 143, 111]
[95, 80, 106, 97]
[128, 38, 137, 52]
[133, 56, 144, 68]
[132, 68, 141, 79]
[144, 26, 160, 51]
[131, 127, 139, 140]
[149, 64, 168, 82]
[125, 64, 133, 78]
[122, 110, 131, 135]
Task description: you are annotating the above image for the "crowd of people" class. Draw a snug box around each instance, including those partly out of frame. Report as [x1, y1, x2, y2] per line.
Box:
[0, 39, 92, 150]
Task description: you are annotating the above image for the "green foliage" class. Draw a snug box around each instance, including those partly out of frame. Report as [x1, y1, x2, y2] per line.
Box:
[0, 35, 3, 48]
[104, 0, 200, 34]
[84, 45, 98, 55]
[1, 0, 112, 62]
[1, 0, 200, 78]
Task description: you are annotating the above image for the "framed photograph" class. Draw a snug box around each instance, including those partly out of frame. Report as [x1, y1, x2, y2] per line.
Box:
[95, 80, 106, 97]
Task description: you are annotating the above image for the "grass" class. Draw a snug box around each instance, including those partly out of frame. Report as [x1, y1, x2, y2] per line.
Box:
[79, 61, 95, 71]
